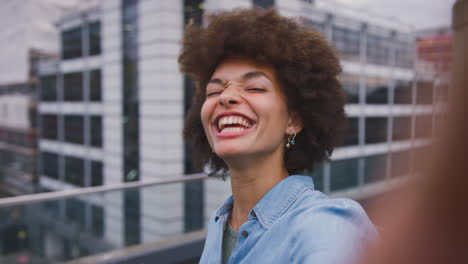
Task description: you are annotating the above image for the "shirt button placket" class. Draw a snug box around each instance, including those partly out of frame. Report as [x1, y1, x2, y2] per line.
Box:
[242, 230, 249, 237]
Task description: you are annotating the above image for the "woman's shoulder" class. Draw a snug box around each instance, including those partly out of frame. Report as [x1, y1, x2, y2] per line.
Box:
[285, 189, 377, 263]
[288, 189, 376, 236]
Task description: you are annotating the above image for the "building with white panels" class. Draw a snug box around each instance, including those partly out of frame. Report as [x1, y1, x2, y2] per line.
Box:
[0, 0, 87, 195]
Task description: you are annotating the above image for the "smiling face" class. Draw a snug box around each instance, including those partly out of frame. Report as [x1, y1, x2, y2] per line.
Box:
[201, 58, 300, 167]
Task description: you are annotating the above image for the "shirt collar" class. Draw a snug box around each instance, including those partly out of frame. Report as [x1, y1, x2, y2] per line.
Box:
[215, 175, 314, 229]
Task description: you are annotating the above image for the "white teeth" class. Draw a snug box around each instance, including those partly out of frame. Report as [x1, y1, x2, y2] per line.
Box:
[220, 127, 245, 133]
[217, 115, 253, 130]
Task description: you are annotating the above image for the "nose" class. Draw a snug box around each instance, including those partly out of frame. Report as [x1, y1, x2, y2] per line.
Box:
[218, 87, 241, 107]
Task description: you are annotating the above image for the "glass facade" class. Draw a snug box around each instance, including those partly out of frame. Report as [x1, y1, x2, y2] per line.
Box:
[89, 21, 101, 56]
[91, 205, 105, 237]
[90, 115, 102, 147]
[339, 74, 360, 104]
[394, 80, 413, 104]
[365, 117, 388, 144]
[62, 27, 83, 60]
[366, 34, 390, 65]
[122, 0, 140, 183]
[66, 199, 86, 231]
[366, 77, 389, 104]
[40, 114, 58, 140]
[91, 161, 103, 186]
[65, 156, 85, 187]
[364, 154, 387, 183]
[40, 75, 57, 101]
[64, 115, 84, 145]
[183, 0, 205, 233]
[61, 20, 101, 60]
[395, 40, 414, 69]
[416, 81, 434, 105]
[41, 152, 59, 179]
[89, 69, 102, 101]
[330, 158, 359, 191]
[63, 72, 83, 101]
[122, 0, 141, 247]
[392, 116, 412, 141]
[332, 26, 361, 61]
[342, 117, 359, 146]
[253, 0, 275, 8]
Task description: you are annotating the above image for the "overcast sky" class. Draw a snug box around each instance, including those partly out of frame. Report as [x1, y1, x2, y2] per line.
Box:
[335, 0, 455, 29]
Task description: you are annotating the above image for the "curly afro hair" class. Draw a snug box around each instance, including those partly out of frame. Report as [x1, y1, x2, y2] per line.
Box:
[178, 8, 347, 177]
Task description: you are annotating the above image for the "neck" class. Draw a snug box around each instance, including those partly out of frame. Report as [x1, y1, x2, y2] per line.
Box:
[227, 149, 289, 231]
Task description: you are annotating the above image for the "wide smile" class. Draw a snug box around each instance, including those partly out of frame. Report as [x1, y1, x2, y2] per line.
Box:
[213, 112, 256, 138]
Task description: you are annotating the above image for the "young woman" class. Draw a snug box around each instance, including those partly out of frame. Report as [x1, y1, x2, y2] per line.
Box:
[179, 8, 376, 264]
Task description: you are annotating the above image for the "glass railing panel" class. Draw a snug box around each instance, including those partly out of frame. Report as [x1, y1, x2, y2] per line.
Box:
[0, 179, 207, 263]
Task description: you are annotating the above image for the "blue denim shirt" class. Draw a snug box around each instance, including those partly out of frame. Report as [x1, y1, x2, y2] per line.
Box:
[200, 175, 377, 264]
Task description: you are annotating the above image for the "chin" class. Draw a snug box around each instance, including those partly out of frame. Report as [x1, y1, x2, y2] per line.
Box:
[214, 146, 246, 159]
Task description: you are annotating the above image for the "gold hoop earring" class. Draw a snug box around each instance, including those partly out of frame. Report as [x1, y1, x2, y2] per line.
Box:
[286, 132, 297, 149]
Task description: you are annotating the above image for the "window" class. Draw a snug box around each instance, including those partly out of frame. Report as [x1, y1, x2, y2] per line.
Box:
[65, 156, 85, 187]
[253, 0, 275, 8]
[339, 74, 360, 104]
[342, 117, 359, 146]
[41, 151, 59, 179]
[416, 81, 434, 105]
[395, 41, 414, 69]
[90, 115, 102, 147]
[44, 200, 60, 217]
[64, 115, 84, 145]
[365, 117, 387, 144]
[332, 26, 361, 61]
[65, 199, 86, 231]
[40, 75, 57, 101]
[90, 69, 101, 101]
[366, 77, 389, 104]
[415, 114, 433, 138]
[91, 160, 103, 186]
[366, 34, 390, 65]
[62, 27, 83, 60]
[392, 116, 412, 141]
[41, 114, 58, 140]
[330, 158, 359, 191]
[394, 81, 413, 104]
[391, 150, 411, 177]
[89, 21, 101, 56]
[63, 72, 83, 101]
[364, 154, 387, 183]
[91, 205, 104, 237]
[123, 0, 140, 183]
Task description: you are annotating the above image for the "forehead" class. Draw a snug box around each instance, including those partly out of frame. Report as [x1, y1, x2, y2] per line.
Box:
[211, 58, 276, 82]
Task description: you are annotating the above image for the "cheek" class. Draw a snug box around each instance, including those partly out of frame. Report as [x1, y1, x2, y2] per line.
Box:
[200, 100, 213, 131]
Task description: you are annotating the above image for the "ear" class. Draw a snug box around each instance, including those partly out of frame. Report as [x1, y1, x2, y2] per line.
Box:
[286, 112, 303, 135]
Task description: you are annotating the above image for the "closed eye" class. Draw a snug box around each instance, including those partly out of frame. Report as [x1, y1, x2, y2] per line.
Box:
[207, 91, 221, 97]
[247, 88, 266, 92]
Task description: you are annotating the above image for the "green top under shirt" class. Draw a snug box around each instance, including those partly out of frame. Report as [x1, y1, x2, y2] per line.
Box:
[222, 221, 239, 264]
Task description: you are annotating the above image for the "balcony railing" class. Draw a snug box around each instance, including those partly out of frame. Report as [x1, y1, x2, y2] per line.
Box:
[0, 173, 209, 263]
[0, 173, 403, 263]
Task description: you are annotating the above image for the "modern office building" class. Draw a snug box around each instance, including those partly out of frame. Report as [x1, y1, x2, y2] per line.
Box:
[34, 0, 433, 256]
[0, 0, 87, 195]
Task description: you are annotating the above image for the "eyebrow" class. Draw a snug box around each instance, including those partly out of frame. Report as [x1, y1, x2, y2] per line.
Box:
[208, 71, 271, 85]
